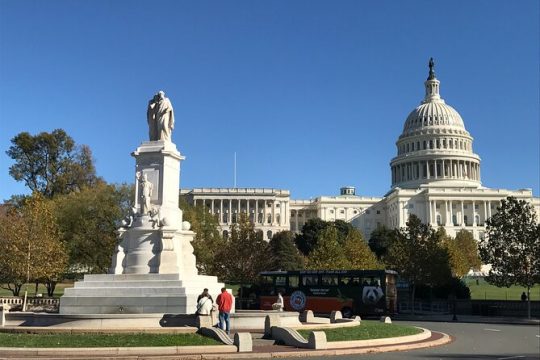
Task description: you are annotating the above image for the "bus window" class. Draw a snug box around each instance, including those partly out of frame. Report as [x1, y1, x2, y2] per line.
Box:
[289, 275, 299, 288]
[275, 276, 287, 287]
[261, 276, 273, 285]
[321, 275, 338, 286]
[339, 276, 350, 285]
[302, 275, 319, 286]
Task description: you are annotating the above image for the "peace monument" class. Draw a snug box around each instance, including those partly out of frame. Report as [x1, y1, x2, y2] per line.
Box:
[59, 91, 225, 315]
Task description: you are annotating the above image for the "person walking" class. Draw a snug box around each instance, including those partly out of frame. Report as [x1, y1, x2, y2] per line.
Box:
[216, 287, 233, 334]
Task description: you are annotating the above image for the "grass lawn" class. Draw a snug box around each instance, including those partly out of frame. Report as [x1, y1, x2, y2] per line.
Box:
[0, 282, 74, 298]
[463, 277, 540, 301]
[0, 333, 221, 348]
[298, 321, 421, 342]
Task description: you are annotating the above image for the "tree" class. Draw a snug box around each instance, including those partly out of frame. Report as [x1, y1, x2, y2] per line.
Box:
[53, 182, 131, 275]
[343, 228, 382, 270]
[268, 231, 304, 271]
[442, 228, 482, 277]
[180, 197, 225, 275]
[306, 226, 348, 269]
[7, 129, 98, 198]
[295, 218, 328, 255]
[368, 225, 396, 259]
[386, 214, 452, 313]
[295, 219, 352, 256]
[0, 193, 67, 297]
[479, 196, 540, 319]
[219, 214, 273, 285]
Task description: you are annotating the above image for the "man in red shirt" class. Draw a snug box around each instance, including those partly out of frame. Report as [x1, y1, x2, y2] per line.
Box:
[216, 287, 233, 334]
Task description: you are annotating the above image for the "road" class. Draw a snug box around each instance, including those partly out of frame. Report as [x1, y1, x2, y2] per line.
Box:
[270, 321, 540, 360]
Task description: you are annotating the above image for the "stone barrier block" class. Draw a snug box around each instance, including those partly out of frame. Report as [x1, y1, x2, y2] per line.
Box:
[330, 310, 342, 323]
[264, 314, 282, 337]
[308, 331, 327, 350]
[196, 315, 213, 329]
[0, 304, 10, 327]
[380, 316, 392, 323]
[300, 310, 314, 323]
[234, 332, 252, 352]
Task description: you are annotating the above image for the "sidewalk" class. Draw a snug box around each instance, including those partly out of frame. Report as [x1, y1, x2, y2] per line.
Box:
[393, 313, 540, 325]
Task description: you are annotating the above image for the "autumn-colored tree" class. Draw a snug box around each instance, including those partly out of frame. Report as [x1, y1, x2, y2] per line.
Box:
[219, 214, 272, 285]
[343, 228, 382, 270]
[441, 228, 481, 277]
[306, 226, 348, 269]
[180, 197, 225, 275]
[386, 215, 452, 313]
[0, 193, 67, 296]
[479, 197, 540, 319]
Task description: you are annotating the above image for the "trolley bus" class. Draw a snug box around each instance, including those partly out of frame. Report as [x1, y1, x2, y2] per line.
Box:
[259, 269, 397, 317]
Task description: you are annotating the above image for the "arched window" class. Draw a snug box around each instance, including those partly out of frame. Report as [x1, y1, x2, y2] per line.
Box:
[276, 214, 281, 224]
[258, 213, 263, 224]
[267, 214, 272, 224]
[232, 213, 237, 223]
[267, 230, 273, 240]
[423, 141, 427, 150]
[436, 214, 442, 226]
[475, 214, 480, 225]
[430, 140, 433, 149]
[464, 215, 468, 226]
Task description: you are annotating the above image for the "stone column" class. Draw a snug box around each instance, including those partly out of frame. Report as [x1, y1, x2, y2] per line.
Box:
[442, 159, 445, 177]
[434, 160, 438, 178]
[445, 201, 450, 225]
[449, 200, 454, 226]
[426, 161, 430, 179]
[461, 201, 465, 226]
[263, 200, 267, 225]
[228, 200, 232, 223]
[295, 211, 299, 232]
[220, 199, 224, 224]
[472, 200, 477, 226]
[483, 201, 487, 225]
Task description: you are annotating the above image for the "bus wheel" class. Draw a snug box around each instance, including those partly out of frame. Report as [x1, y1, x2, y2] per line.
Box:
[341, 306, 353, 318]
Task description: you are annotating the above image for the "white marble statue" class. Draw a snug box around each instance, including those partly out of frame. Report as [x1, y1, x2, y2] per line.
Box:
[147, 91, 175, 142]
[139, 173, 153, 214]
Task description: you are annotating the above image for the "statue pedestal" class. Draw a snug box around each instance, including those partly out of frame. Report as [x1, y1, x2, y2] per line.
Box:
[59, 141, 225, 315]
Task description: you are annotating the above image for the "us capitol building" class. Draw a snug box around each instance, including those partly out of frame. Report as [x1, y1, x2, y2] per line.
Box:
[182, 60, 539, 241]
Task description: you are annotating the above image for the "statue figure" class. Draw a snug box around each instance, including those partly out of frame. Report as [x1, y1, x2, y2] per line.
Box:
[428, 57, 436, 80]
[138, 172, 153, 215]
[147, 91, 175, 142]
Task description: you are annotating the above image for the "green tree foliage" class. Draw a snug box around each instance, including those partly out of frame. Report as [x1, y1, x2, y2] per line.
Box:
[343, 228, 382, 270]
[53, 182, 131, 275]
[442, 228, 482, 277]
[180, 197, 225, 275]
[479, 196, 540, 318]
[295, 218, 328, 255]
[0, 193, 67, 296]
[295, 219, 352, 255]
[6, 129, 98, 198]
[306, 226, 348, 269]
[268, 231, 304, 271]
[386, 214, 452, 312]
[368, 225, 396, 259]
[219, 214, 272, 284]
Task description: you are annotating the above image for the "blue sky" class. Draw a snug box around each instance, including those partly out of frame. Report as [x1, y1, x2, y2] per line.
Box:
[0, 0, 538, 202]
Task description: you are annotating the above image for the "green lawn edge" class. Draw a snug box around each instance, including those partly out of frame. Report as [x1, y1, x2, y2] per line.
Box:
[298, 320, 422, 342]
[0, 333, 222, 348]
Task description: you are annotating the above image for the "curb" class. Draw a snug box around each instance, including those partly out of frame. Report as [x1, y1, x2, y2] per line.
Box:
[0, 330, 451, 359]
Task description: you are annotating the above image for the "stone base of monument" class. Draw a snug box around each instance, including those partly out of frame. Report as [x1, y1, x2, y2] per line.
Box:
[59, 273, 225, 315]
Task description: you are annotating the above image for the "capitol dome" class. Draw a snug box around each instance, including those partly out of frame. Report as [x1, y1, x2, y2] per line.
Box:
[390, 59, 482, 189]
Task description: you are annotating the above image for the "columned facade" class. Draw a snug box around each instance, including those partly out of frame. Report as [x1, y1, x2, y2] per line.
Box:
[181, 188, 290, 241]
